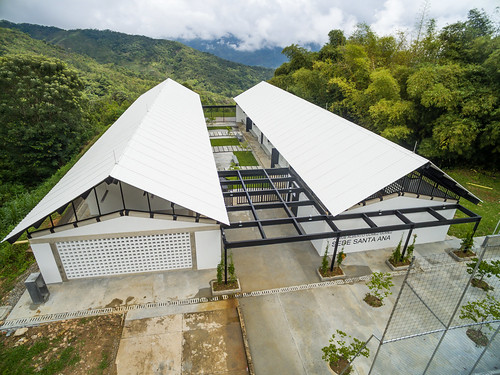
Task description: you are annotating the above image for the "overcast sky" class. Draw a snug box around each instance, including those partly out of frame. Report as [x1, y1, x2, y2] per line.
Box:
[0, 0, 498, 51]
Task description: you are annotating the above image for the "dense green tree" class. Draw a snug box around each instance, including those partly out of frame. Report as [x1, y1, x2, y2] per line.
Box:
[271, 8, 499, 168]
[0, 54, 91, 185]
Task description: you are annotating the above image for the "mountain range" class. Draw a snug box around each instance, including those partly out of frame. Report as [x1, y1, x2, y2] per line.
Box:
[0, 20, 274, 102]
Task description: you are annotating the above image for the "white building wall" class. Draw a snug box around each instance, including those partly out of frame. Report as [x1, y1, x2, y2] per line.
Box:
[31, 243, 62, 284]
[250, 123, 262, 141]
[261, 134, 273, 155]
[195, 230, 222, 269]
[298, 195, 456, 256]
[296, 193, 329, 254]
[236, 105, 245, 124]
[278, 153, 289, 168]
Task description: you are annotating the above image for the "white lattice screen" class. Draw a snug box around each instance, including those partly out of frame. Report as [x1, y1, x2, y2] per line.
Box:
[56, 233, 192, 279]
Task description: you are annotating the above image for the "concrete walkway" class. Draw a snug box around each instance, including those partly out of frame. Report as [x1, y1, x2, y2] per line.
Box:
[212, 145, 251, 153]
[7, 268, 215, 321]
[116, 299, 248, 375]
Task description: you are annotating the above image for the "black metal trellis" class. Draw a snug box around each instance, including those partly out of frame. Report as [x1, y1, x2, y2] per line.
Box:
[219, 167, 481, 284]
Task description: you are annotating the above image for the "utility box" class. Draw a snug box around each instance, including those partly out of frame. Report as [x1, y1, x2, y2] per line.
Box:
[25, 272, 50, 304]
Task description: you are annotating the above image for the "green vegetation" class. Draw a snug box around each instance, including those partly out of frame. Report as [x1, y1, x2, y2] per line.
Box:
[321, 330, 369, 374]
[0, 21, 273, 101]
[365, 272, 394, 306]
[203, 107, 237, 118]
[207, 126, 233, 130]
[271, 9, 499, 169]
[321, 242, 330, 275]
[0, 152, 84, 295]
[0, 54, 92, 186]
[0, 21, 271, 296]
[467, 258, 500, 291]
[210, 138, 240, 147]
[444, 169, 499, 238]
[233, 151, 259, 166]
[97, 351, 111, 373]
[460, 294, 500, 346]
[0, 337, 80, 375]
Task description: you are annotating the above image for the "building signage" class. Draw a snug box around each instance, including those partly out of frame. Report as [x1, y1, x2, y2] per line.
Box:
[340, 232, 392, 246]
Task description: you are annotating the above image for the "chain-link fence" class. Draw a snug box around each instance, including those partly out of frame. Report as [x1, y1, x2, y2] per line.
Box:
[366, 235, 500, 375]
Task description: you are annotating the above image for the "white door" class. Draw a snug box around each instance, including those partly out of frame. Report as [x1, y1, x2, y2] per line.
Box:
[56, 232, 192, 279]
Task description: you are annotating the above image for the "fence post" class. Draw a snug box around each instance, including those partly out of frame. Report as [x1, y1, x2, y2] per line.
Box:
[369, 257, 416, 374]
[422, 239, 488, 375]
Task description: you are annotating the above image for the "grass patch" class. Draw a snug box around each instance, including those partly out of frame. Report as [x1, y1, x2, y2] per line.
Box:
[97, 351, 111, 373]
[0, 337, 79, 375]
[444, 168, 499, 238]
[234, 151, 259, 166]
[207, 126, 233, 130]
[210, 138, 240, 147]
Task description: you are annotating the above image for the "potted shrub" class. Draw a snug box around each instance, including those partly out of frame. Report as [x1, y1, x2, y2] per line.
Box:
[450, 231, 476, 260]
[318, 242, 346, 281]
[210, 253, 241, 296]
[364, 272, 394, 307]
[466, 259, 500, 291]
[321, 330, 369, 374]
[387, 235, 417, 270]
[459, 294, 500, 347]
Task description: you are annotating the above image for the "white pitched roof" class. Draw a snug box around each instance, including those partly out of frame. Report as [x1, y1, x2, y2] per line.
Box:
[5, 78, 228, 242]
[234, 81, 430, 216]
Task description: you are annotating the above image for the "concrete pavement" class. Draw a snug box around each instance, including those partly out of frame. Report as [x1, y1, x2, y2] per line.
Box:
[116, 299, 248, 375]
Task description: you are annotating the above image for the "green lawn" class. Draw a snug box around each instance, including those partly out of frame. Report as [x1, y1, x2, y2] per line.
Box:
[207, 126, 233, 130]
[234, 151, 259, 166]
[445, 168, 499, 238]
[210, 138, 240, 147]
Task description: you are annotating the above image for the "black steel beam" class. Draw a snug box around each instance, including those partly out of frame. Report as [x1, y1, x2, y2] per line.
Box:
[237, 170, 266, 239]
[220, 176, 295, 185]
[223, 187, 305, 198]
[224, 215, 481, 248]
[427, 207, 447, 222]
[263, 168, 304, 236]
[225, 200, 317, 212]
[362, 213, 377, 228]
[219, 167, 291, 177]
[395, 210, 412, 224]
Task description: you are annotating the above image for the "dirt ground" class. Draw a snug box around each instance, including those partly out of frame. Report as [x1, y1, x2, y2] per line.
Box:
[0, 314, 124, 375]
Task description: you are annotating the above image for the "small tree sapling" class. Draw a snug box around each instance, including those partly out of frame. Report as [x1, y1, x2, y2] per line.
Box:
[364, 272, 394, 307]
[321, 330, 369, 374]
[460, 294, 500, 346]
[466, 259, 500, 291]
[321, 241, 330, 275]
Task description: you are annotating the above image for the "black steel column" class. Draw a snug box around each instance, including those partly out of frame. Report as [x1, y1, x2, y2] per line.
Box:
[49, 214, 55, 233]
[93, 188, 102, 216]
[471, 219, 481, 237]
[71, 201, 79, 222]
[118, 181, 126, 209]
[400, 226, 414, 261]
[330, 235, 341, 272]
[146, 192, 152, 217]
[271, 148, 279, 168]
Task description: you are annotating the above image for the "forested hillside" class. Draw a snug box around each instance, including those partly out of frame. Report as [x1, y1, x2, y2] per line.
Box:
[0, 20, 273, 99]
[270, 9, 499, 168]
[0, 22, 274, 285]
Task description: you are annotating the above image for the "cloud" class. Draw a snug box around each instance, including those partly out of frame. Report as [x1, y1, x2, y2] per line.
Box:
[0, 0, 498, 50]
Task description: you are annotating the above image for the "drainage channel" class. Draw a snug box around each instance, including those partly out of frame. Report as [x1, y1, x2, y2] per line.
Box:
[1, 269, 413, 331]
